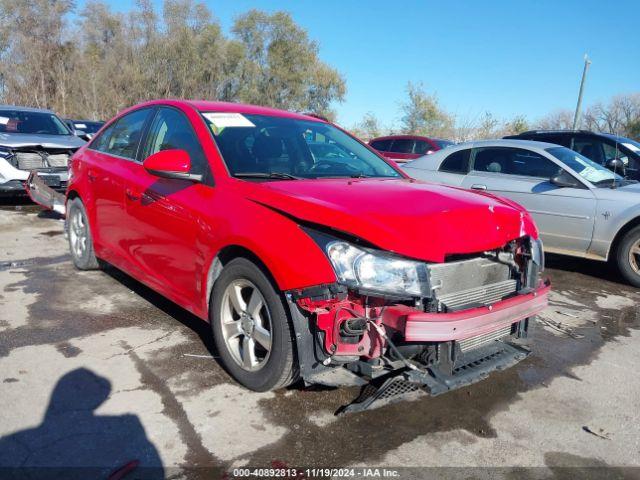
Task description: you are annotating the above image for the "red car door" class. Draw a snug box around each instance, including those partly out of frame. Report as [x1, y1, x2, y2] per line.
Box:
[85, 108, 153, 265]
[120, 106, 214, 310]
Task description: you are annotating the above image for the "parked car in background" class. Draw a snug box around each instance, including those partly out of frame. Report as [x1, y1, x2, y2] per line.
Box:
[505, 130, 640, 181]
[403, 139, 640, 287]
[0, 106, 85, 196]
[64, 119, 105, 142]
[369, 135, 454, 163]
[38, 100, 548, 411]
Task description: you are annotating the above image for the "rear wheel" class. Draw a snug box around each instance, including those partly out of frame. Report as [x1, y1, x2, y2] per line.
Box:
[211, 258, 297, 391]
[615, 226, 640, 287]
[67, 198, 100, 270]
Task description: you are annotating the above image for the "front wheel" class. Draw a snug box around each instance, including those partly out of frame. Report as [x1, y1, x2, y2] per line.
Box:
[615, 226, 640, 287]
[210, 258, 298, 391]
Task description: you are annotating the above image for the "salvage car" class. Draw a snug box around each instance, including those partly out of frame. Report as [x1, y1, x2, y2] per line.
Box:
[403, 139, 640, 287]
[369, 135, 454, 163]
[0, 106, 85, 196]
[33, 100, 548, 412]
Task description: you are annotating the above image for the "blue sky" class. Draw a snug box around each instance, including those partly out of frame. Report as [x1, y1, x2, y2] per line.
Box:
[78, 0, 640, 128]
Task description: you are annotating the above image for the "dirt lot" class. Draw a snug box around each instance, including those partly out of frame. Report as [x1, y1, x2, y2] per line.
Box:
[0, 203, 639, 479]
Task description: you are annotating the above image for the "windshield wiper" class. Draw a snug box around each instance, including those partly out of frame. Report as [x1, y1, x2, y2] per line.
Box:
[234, 172, 301, 180]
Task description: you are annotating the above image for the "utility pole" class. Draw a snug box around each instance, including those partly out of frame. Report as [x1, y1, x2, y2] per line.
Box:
[572, 54, 591, 130]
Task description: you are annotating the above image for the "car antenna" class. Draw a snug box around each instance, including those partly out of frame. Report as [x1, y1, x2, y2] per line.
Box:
[611, 129, 621, 189]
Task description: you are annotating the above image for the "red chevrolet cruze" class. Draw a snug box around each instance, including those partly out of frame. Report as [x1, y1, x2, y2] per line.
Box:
[63, 100, 548, 409]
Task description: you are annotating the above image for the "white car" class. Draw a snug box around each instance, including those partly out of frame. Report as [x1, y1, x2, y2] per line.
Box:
[0, 106, 85, 197]
[403, 139, 640, 286]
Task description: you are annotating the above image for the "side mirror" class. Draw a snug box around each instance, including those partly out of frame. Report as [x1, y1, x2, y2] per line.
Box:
[143, 149, 202, 182]
[550, 170, 581, 188]
[606, 158, 626, 175]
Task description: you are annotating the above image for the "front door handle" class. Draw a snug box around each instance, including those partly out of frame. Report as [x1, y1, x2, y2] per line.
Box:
[471, 184, 487, 190]
[125, 189, 140, 201]
[87, 171, 97, 182]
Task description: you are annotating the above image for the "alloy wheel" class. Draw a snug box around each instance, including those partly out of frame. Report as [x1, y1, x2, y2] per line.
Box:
[69, 208, 87, 259]
[219, 279, 272, 371]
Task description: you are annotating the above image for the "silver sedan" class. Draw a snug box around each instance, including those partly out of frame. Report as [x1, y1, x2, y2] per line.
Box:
[403, 139, 640, 286]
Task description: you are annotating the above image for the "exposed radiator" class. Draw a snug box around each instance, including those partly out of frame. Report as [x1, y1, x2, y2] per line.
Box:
[16, 152, 45, 170]
[427, 256, 517, 311]
[46, 153, 69, 167]
[457, 325, 512, 352]
[437, 279, 517, 311]
[15, 151, 69, 170]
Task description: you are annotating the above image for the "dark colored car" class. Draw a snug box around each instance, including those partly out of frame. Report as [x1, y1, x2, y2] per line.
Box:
[369, 135, 454, 163]
[505, 130, 640, 180]
[64, 119, 105, 142]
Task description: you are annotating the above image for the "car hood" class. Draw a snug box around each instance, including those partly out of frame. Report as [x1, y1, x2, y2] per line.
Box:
[243, 178, 538, 262]
[0, 132, 86, 149]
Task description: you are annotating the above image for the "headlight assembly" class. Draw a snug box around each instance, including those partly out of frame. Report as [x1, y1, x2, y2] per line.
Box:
[326, 241, 430, 297]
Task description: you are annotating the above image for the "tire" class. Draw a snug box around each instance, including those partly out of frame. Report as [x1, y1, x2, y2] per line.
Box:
[210, 258, 298, 391]
[67, 198, 100, 271]
[615, 226, 640, 287]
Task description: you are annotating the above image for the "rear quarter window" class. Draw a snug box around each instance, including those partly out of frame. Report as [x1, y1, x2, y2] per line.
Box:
[439, 149, 470, 173]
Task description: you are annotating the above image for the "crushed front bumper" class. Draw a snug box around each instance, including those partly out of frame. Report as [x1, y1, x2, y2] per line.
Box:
[383, 282, 550, 342]
[339, 339, 529, 414]
[25, 171, 66, 215]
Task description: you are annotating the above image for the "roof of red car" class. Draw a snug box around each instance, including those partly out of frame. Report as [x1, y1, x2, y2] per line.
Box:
[370, 134, 436, 142]
[129, 99, 324, 123]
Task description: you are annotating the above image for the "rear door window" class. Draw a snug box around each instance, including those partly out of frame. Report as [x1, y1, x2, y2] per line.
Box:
[389, 139, 415, 154]
[369, 139, 392, 152]
[102, 109, 152, 160]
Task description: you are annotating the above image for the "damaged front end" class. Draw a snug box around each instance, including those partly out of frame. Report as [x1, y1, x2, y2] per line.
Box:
[286, 231, 549, 413]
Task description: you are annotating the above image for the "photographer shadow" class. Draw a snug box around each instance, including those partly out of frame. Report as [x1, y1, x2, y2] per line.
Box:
[0, 368, 163, 479]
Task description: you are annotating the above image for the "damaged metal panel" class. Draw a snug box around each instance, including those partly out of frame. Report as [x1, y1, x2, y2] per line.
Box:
[26, 172, 66, 215]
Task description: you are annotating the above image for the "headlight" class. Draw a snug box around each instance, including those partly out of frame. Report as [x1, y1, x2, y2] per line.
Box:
[326, 241, 429, 296]
[0, 147, 11, 158]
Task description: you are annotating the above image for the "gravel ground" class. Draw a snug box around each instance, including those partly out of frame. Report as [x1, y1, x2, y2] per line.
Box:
[0, 203, 639, 479]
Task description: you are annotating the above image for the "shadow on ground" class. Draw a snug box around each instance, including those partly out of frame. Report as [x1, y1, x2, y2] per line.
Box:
[0, 368, 163, 479]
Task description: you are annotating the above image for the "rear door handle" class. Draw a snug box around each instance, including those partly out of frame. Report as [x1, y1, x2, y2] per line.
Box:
[125, 189, 140, 201]
[471, 184, 487, 190]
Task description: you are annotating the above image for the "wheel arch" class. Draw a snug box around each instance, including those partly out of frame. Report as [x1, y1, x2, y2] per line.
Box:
[204, 244, 281, 317]
[609, 215, 640, 259]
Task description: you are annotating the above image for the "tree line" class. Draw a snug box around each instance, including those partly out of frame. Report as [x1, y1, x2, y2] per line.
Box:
[1, 0, 637, 142]
[0, 0, 346, 121]
[351, 82, 640, 142]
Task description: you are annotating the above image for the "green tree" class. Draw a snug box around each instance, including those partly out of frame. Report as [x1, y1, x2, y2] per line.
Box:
[399, 82, 453, 137]
[232, 10, 345, 116]
[351, 112, 383, 141]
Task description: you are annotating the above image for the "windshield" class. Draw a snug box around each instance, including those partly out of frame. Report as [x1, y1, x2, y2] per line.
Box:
[547, 146, 623, 186]
[435, 139, 454, 149]
[202, 112, 401, 179]
[0, 110, 71, 135]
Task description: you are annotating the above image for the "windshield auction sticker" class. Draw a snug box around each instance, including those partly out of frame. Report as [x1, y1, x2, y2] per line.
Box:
[203, 112, 255, 135]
